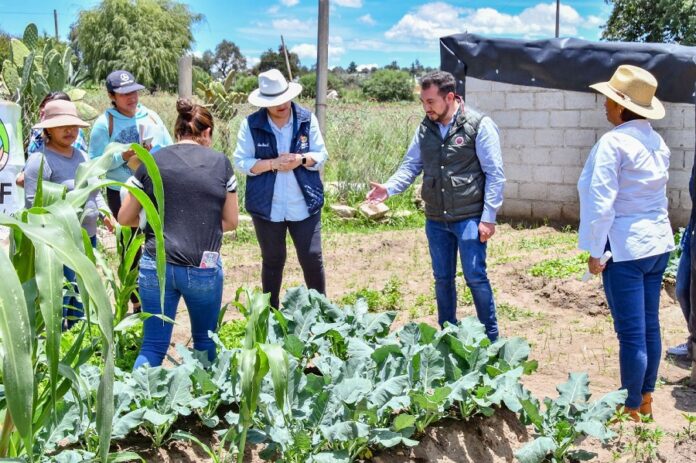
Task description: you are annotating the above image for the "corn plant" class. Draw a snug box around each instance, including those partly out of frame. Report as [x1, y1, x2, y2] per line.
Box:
[230, 289, 289, 463]
[0, 144, 164, 462]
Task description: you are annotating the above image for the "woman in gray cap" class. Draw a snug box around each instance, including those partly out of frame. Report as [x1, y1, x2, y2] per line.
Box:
[88, 70, 173, 313]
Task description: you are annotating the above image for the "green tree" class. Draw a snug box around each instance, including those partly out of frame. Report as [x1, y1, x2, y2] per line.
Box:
[347, 60, 358, 74]
[361, 69, 414, 102]
[214, 39, 246, 78]
[72, 0, 202, 90]
[409, 59, 425, 77]
[253, 45, 301, 78]
[193, 50, 215, 74]
[232, 74, 258, 93]
[0, 29, 12, 66]
[602, 0, 696, 45]
[384, 60, 399, 70]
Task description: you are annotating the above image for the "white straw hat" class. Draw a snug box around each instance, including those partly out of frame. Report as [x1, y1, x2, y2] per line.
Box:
[589, 65, 665, 120]
[33, 100, 89, 129]
[248, 69, 302, 107]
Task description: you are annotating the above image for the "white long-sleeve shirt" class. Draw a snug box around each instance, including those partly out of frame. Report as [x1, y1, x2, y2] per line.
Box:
[577, 119, 674, 262]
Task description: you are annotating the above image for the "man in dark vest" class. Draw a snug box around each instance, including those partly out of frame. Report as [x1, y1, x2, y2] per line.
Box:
[367, 70, 505, 341]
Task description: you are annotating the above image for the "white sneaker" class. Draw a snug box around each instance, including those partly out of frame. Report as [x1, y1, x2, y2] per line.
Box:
[667, 342, 690, 357]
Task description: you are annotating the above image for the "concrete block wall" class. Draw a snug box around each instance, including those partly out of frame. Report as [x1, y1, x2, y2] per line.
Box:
[465, 77, 695, 227]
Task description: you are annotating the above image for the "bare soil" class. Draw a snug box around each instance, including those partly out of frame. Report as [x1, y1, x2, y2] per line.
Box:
[127, 223, 696, 462]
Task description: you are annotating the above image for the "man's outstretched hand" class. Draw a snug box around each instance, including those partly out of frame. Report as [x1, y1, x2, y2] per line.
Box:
[366, 182, 388, 203]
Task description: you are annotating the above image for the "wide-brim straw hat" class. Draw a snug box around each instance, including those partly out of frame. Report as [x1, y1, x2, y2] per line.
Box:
[248, 68, 302, 107]
[589, 64, 665, 120]
[33, 100, 89, 129]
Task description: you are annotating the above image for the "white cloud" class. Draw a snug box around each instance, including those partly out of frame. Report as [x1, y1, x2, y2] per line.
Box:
[290, 43, 346, 60]
[280, 0, 299, 5]
[357, 63, 378, 72]
[291, 44, 317, 59]
[358, 14, 376, 26]
[272, 18, 313, 31]
[385, 2, 602, 45]
[267, 5, 280, 14]
[334, 0, 363, 7]
[247, 57, 260, 68]
[385, 2, 464, 42]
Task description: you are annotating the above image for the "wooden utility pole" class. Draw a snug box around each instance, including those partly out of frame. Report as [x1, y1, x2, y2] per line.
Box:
[280, 35, 293, 81]
[53, 9, 59, 40]
[555, 0, 560, 38]
[316, 0, 329, 135]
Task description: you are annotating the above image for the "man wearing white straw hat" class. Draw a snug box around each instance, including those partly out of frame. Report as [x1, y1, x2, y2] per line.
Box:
[578, 64, 673, 420]
[233, 69, 329, 309]
[23, 99, 112, 329]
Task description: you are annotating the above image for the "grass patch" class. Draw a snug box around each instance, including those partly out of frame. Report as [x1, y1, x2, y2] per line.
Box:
[340, 276, 403, 311]
[410, 293, 437, 317]
[497, 302, 535, 321]
[529, 252, 589, 279]
[322, 186, 425, 234]
[515, 232, 578, 251]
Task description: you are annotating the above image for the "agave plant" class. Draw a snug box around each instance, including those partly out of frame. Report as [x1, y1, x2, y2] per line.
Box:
[0, 145, 164, 462]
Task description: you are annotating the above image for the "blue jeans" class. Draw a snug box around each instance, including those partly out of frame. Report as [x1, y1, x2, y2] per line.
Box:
[425, 217, 499, 340]
[134, 253, 224, 368]
[63, 235, 97, 330]
[676, 223, 692, 324]
[602, 252, 670, 408]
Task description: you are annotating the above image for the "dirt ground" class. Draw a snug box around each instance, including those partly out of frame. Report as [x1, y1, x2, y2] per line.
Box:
[138, 222, 696, 462]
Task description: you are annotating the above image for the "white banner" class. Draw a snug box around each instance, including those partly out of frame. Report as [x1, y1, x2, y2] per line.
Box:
[0, 100, 24, 217]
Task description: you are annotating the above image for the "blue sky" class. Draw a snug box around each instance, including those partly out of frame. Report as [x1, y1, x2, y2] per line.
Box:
[0, 1, 612, 70]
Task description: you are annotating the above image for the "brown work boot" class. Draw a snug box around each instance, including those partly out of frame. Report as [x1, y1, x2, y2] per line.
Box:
[613, 405, 641, 423]
[639, 393, 653, 418]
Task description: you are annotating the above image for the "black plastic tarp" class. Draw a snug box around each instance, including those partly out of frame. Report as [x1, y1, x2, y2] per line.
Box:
[440, 33, 696, 104]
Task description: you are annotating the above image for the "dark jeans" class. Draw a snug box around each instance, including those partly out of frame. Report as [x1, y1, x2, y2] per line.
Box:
[107, 188, 141, 307]
[602, 252, 670, 408]
[676, 223, 692, 325]
[134, 253, 224, 368]
[425, 217, 499, 341]
[63, 235, 97, 330]
[252, 212, 325, 309]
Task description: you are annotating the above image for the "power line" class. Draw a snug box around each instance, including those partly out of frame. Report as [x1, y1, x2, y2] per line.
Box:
[0, 11, 53, 15]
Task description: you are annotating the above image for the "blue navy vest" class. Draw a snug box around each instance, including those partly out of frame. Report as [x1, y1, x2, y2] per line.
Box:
[245, 103, 324, 220]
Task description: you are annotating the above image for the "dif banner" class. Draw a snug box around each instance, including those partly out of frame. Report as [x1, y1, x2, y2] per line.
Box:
[0, 100, 24, 216]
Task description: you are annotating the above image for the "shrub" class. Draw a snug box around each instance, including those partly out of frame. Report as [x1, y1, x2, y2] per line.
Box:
[361, 69, 414, 102]
[299, 72, 344, 98]
[192, 65, 212, 90]
[232, 74, 258, 94]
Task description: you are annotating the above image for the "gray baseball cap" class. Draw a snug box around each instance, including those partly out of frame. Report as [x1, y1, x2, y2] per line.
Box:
[106, 70, 145, 94]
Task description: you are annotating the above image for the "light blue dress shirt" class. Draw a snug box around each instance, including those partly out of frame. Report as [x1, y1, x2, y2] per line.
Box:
[577, 119, 675, 261]
[233, 112, 328, 222]
[384, 108, 506, 223]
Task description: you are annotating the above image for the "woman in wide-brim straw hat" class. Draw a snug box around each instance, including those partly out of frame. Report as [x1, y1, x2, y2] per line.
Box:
[233, 68, 329, 309]
[24, 99, 112, 329]
[578, 64, 673, 421]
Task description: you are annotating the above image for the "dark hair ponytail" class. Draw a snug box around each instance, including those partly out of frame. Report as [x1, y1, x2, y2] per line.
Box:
[174, 99, 214, 144]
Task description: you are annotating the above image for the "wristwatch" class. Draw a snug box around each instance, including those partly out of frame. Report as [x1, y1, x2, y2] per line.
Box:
[301, 155, 307, 166]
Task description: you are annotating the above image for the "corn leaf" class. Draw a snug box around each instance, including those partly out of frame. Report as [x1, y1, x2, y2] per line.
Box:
[28, 214, 63, 419]
[0, 248, 34, 454]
